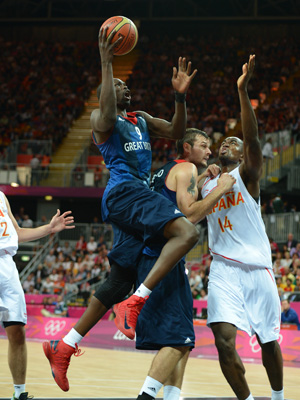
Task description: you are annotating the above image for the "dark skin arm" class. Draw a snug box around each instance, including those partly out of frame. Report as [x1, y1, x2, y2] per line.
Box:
[90, 27, 123, 143]
[238, 54, 262, 199]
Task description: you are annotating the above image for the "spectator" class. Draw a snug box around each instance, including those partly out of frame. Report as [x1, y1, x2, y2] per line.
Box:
[22, 273, 35, 293]
[86, 236, 97, 254]
[272, 194, 284, 214]
[281, 299, 300, 330]
[262, 137, 274, 159]
[75, 235, 87, 253]
[41, 295, 68, 318]
[21, 215, 33, 228]
[61, 241, 73, 257]
[284, 278, 295, 292]
[290, 243, 300, 258]
[30, 155, 40, 186]
[286, 232, 298, 252]
[41, 276, 54, 294]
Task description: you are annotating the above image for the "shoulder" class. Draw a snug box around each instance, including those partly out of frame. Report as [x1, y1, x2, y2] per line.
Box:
[174, 162, 197, 179]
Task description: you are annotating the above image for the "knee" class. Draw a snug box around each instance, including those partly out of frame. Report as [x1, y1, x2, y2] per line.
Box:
[260, 339, 277, 355]
[214, 335, 235, 362]
[181, 222, 199, 247]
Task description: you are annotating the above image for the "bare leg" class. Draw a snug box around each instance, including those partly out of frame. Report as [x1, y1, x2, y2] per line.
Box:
[257, 336, 283, 391]
[143, 218, 199, 290]
[148, 347, 190, 384]
[6, 325, 27, 384]
[164, 347, 190, 388]
[211, 322, 250, 400]
[74, 297, 108, 336]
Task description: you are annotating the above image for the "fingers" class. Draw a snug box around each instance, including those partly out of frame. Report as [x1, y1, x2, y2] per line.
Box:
[60, 211, 73, 218]
[65, 225, 75, 230]
[172, 66, 178, 80]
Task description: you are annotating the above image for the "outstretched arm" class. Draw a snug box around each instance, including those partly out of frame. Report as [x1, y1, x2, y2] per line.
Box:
[238, 55, 263, 197]
[137, 57, 197, 139]
[5, 195, 75, 243]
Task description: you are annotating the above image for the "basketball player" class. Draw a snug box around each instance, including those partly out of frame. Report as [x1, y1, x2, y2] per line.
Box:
[201, 55, 284, 400]
[0, 191, 74, 400]
[135, 128, 235, 400]
[42, 26, 199, 392]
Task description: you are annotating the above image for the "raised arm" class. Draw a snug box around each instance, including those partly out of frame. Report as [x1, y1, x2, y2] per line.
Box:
[238, 55, 263, 196]
[174, 164, 236, 224]
[136, 57, 197, 139]
[90, 27, 122, 142]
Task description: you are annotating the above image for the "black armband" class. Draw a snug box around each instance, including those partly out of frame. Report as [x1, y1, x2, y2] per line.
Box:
[174, 91, 186, 103]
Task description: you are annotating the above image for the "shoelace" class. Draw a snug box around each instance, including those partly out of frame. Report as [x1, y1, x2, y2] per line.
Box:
[73, 343, 85, 357]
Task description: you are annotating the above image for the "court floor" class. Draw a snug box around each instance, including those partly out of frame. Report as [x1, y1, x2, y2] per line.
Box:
[0, 339, 297, 399]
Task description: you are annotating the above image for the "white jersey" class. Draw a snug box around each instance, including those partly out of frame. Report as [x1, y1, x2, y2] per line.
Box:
[201, 166, 272, 268]
[0, 191, 18, 256]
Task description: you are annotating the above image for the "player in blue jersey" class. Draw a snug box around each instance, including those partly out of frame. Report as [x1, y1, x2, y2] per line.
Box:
[43, 26, 199, 392]
[135, 129, 235, 400]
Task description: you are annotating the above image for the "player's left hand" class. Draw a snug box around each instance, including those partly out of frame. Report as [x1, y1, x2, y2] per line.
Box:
[204, 164, 221, 178]
[237, 54, 255, 91]
[49, 209, 75, 233]
[172, 57, 197, 94]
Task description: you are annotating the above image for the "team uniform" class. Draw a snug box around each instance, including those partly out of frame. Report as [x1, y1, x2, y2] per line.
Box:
[136, 160, 195, 350]
[0, 191, 26, 326]
[201, 166, 280, 343]
[93, 113, 184, 270]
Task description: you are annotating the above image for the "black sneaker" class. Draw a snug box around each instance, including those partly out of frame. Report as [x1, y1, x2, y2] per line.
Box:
[11, 392, 33, 400]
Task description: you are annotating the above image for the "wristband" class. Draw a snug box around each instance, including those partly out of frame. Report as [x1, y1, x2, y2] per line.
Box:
[174, 91, 186, 103]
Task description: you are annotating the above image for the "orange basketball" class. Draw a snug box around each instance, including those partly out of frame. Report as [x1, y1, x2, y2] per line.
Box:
[100, 16, 138, 56]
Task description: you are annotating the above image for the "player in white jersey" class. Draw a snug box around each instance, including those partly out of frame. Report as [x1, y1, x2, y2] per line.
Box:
[201, 55, 284, 400]
[0, 191, 74, 400]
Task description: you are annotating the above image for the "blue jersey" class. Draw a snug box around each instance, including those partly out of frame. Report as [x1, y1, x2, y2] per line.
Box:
[93, 112, 152, 221]
[143, 159, 187, 258]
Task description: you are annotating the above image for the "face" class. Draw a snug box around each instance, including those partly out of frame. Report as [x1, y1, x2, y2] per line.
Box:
[219, 136, 243, 165]
[114, 78, 131, 109]
[189, 135, 211, 168]
[281, 300, 290, 312]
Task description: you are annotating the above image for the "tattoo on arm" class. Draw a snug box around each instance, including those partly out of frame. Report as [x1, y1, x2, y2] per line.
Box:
[187, 174, 196, 196]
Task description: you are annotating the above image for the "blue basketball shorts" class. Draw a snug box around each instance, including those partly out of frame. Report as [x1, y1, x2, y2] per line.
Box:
[136, 254, 195, 350]
[106, 180, 185, 269]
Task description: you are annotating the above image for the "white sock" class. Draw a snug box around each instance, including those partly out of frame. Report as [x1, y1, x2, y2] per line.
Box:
[63, 328, 83, 348]
[139, 376, 163, 398]
[164, 385, 181, 400]
[272, 388, 284, 400]
[14, 384, 25, 399]
[245, 394, 254, 400]
[134, 284, 152, 298]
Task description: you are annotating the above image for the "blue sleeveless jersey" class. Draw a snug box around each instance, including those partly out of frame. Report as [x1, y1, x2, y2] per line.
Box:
[143, 159, 187, 257]
[93, 112, 152, 221]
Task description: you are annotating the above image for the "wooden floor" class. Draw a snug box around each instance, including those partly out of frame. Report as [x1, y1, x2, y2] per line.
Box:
[0, 339, 298, 399]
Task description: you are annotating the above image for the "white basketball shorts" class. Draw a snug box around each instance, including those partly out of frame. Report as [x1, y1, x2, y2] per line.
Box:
[0, 254, 27, 325]
[207, 258, 281, 343]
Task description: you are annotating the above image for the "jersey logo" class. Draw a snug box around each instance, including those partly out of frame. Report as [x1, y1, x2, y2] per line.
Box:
[147, 387, 157, 393]
[174, 209, 181, 214]
[185, 337, 192, 344]
[124, 312, 131, 330]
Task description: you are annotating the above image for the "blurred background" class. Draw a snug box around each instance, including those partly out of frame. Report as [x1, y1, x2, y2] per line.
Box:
[1, 0, 300, 305]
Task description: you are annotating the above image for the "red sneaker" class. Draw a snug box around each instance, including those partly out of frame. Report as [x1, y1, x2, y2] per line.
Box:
[113, 295, 148, 340]
[42, 340, 83, 391]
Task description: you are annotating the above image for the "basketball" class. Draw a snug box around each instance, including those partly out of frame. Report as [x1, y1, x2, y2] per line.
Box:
[100, 16, 138, 56]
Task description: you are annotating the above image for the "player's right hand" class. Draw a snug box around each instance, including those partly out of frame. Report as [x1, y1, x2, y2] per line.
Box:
[98, 26, 122, 63]
[217, 173, 236, 192]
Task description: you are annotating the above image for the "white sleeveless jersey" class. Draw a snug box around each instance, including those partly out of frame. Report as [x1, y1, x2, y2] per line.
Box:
[201, 167, 272, 268]
[0, 191, 18, 256]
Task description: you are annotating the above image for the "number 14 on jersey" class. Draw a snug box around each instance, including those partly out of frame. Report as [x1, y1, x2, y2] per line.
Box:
[218, 216, 233, 232]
